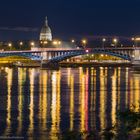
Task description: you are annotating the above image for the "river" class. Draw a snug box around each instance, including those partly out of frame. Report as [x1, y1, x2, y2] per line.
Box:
[0, 66, 139, 139]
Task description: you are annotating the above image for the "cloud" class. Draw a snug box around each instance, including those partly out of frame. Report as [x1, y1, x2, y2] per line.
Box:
[0, 27, 38, 32]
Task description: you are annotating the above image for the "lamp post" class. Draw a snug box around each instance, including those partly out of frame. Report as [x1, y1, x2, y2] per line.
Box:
[102, 38, 106, 48]
[19, 41, 23, 50]
[30, 42, 35, 48]
[113, 38, 118, 47]
[8, 43, 12, 51]
[131, 38, 135, 47]
[71, 39, 75, 43]
[82, 39, 87, 48]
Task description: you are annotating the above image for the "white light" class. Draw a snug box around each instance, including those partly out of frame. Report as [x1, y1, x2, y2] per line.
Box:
[113, 38, 118, 43]
[30, 42, 35, 46]
[85, 49, 89, 53]
[20, 42, 23, 46]
[71, 39, 75, 43]
[102, 38, 106, 42]
[8, 43, 12, 47]
[131, 37, 135, 41]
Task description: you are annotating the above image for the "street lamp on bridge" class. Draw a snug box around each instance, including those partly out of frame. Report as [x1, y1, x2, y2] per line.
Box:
[8, 43, 12, 50]
[19, 41, 23, 50]
[102, 38, 106, 48]
[81, 39, 87, 48]
[30, 42, 35, 48]
[113, 38, 118, 47]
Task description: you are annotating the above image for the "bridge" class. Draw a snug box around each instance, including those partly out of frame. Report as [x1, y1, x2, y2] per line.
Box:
[0, 47, 140, 67]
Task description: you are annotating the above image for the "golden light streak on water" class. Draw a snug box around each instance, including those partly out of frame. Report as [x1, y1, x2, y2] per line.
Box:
[50, 71, 61, 140]
[117, 67, 121, 110]
[4, 68, 12, 135]
[67, 68, 71, 86]
[69, 74, 74, 131]
[111, 69, 117, 125]
[100, 67, 106, 129]
[28, 69, 35, 135]
[17, 68, 26, 135]
[133, 74, 140, 111]
[79, 68, 88, 132]
[39, 70, 48, 132]
[129, 73, 134, 108]
[125, 68, 129, 108]
[90, 68, 96, 130]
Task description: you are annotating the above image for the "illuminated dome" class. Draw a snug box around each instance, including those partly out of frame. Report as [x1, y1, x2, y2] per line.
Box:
[40, 17, 52, 41]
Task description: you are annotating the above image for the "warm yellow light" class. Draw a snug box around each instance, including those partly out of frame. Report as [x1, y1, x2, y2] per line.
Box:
[44, 41, 48, 44]
[19, 42, 23, 46]
[101, 54, 104, 57]
[58, 41, 61, 45]
[30, 42, 35, 46]
[82, 39, 87, 44]
[53, 41, 58, 45]
[113, 38, 118, 43]
[8, 43, 12, 47]
[135, 38, 140, 41]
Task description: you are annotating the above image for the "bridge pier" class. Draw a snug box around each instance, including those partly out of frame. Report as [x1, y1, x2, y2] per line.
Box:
[41, 61, 59, 69]
[132, 48, 140, 69]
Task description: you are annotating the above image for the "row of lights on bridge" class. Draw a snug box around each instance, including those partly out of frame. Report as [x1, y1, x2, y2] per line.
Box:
[6, 37, 140, 48]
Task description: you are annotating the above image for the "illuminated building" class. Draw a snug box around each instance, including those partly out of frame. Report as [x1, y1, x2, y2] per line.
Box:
[40, 16, 52, 41]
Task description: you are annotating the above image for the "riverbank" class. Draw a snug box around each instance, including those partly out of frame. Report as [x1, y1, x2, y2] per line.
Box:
[60, 62, 132, 67]
[0, 61, 132, 68]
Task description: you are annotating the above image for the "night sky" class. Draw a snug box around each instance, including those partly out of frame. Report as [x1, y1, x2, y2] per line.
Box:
[0, 0, 140, 41]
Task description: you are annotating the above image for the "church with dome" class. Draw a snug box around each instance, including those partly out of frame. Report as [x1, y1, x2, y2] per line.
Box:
[40, 17, 52, 41]
[32, 16, 76, 59]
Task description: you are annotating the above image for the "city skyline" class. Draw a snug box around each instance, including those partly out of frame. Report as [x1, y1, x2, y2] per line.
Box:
[0, 0, 140, 40]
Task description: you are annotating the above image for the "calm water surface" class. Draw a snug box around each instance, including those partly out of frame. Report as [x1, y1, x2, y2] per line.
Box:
[0, 66, 139, 139]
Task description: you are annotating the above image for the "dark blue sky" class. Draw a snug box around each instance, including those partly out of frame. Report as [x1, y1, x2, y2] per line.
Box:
[0, 0, 140, 41]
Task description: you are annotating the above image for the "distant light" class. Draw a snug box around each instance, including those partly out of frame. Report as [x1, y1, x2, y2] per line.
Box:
[82, 39, 87, 44]
[131, 37, 135, 41]
[102, 38, 106, 42]
[53, 41, 58, 45]
[19, 41, 23, 46]
[113, 38, 118, 43]
[8, 43, 12, 47]
[135, 38, 140, 41]
[85, 49, 89, 53]
[71, 39, 75, 43]
[101, 54, 104, 57]
[44, 41, 48, 44]
[30, 42, 35, 46]
[58, 41, 61, 45]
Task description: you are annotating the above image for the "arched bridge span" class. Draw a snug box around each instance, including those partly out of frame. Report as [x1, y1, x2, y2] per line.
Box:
[46, 48, 132, 65]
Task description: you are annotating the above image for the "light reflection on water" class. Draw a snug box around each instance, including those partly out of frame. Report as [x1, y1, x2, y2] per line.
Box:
[0, 67, 139, 139]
